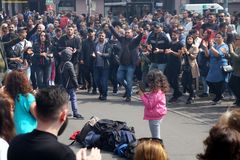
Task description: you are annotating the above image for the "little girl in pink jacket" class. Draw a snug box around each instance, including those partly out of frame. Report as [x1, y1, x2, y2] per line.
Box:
[139, 69, 169, 139]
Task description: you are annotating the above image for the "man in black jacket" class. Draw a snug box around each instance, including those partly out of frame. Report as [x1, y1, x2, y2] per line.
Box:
[147, 22, 170, 72]
[58, 24, 82, 83]
[109, 23, 143, 102]
[60, 48, 84, 119]
[52, 27, 63, 85]
[79, 29, 97, 93]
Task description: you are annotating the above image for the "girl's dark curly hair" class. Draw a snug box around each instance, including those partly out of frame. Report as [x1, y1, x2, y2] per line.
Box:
[4, 71, 33, 100]
[197, 126, 240, 160]
[146, 69, 169, 93]
[0, 92, 15, 143]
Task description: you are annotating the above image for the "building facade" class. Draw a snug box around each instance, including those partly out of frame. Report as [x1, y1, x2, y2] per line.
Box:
[1, 0, 239, 17]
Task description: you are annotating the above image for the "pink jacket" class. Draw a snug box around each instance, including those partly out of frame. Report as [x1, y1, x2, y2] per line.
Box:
[140, 90, 167, 120]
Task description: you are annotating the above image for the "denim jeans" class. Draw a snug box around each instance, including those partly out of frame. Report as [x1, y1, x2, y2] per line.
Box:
[94, 66, 109, 97]
[36, 64, 51, 89]
[109, 64, 119, 93]
[201, 76, 209, 94]
[30, 64, 38, 89]
[149, 119, 162, 139]
[67, 88, 78, 115]
[149, 63, 166, 73]
[117, 65, 135, 98]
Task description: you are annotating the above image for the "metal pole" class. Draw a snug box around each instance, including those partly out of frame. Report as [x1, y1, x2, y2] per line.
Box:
[224, 0, 228, 13]
[87, 0, 92, 16]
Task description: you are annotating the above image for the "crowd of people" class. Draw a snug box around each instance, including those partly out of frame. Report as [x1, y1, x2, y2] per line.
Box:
[0, 8, 239, 107]
[0, 6, 240, 160]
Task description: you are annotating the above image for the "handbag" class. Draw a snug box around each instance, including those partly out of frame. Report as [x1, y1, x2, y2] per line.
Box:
[222, 65, 233, 73]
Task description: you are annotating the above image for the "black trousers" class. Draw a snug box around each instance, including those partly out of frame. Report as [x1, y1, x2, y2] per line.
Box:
[229, 75, 240, 101]
[207, 81, 225, 101]
[182, 69, 194, 98]
[166, 66, 182, 98]
[83, 65, 96, 91]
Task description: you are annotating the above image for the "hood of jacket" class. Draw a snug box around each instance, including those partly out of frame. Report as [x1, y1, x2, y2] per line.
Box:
[61, 48, 72, 62]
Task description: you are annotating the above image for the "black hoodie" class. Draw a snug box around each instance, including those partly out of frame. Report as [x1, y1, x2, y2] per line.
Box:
[60, 49, 78, 89]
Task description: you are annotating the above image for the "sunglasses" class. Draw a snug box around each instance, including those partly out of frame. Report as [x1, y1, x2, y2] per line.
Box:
[138, 137, 164, 146]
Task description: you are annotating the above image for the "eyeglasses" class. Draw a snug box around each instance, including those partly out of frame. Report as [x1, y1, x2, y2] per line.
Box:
[138, 137, 164, 146]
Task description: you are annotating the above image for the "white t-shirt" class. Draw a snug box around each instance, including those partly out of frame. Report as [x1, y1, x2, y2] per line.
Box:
[0, 137, 9, 160]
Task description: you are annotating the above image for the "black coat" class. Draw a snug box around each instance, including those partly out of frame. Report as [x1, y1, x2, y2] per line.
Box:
[80, 38, 95, 67]
[109, 25, 143, 66]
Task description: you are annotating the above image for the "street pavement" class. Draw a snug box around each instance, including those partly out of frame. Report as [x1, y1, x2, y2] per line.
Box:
[59, 88, 236, 160]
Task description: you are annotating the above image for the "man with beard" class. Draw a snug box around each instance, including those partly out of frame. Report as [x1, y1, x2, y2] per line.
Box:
[93, 32, 112, 100]
[7, 86, 101, 160]
[108, 23, 143, 102]
[80, 29, 97, 93]
[165, 30, 184, 103]
[58, 24, 82, 83]
[147, 22, 170, 72]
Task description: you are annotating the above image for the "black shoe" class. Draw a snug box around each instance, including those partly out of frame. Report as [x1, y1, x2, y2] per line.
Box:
[92, 90, 97, 95]
[79, 86, 87, 90]
[168, 97, 178, 103]
[122, 92, 127, 98]
[186, 98, 194, 104]
[98, 95, 102, 100]
[100, 96, 107, 101]
[199, 93, 209, 97]
[125, 97, 131, 102]
[73, 113, 84, 119]
[212, 100, 222, 105]
[213, 95, 224, 102]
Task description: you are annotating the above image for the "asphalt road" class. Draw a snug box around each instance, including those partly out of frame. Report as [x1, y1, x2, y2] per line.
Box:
[58, 89, 235, 160]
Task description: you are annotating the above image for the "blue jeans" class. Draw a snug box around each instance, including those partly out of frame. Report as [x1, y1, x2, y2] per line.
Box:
[201, 76, 209, 94]
[149, 120, 162, 139]
[117, 65, 135, 98]
[149, 63, 166, 73]
[109, 64, 119, 93]
[94, 66, 109, 97]
[36, 64, 51, 89]
[67, 88, 78, 115]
